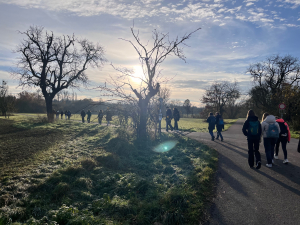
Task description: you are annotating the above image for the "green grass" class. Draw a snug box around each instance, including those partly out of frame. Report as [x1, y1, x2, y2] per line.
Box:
[161, 118, 238, 132]
[0, 115, 218, 225]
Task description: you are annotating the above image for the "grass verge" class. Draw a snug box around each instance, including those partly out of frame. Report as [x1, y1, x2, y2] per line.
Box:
[0, 115, 218, 225]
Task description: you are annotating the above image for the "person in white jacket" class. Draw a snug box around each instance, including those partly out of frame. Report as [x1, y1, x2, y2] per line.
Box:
[261, 113, 281, 168]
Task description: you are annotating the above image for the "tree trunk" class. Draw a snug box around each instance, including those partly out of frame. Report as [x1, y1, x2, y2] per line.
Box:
[45, 97, 54, 122]
[138, 99, 148, 141]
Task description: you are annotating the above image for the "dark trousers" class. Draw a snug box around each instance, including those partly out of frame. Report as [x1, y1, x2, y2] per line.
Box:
[216, 129, 223, 140]
[166, 119, 173, 131]
[174, 120, 178, 130]
[87, 117, 91, 123]
[247, 139, 261, 167]
[98, 118, 102, 124]
[209, 129, 214, 139]
[275, 138, 288, 159]
[82, 117, 85, 123]
[263, 138, 277, 164]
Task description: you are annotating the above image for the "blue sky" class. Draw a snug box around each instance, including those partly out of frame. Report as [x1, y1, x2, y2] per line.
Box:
[0, 0, 300, 106]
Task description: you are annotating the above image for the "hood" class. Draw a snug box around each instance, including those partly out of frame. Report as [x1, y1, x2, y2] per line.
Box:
[247, 115, 258, 121]
[276, 118, 285, 123]
[264, 115, 276, 124]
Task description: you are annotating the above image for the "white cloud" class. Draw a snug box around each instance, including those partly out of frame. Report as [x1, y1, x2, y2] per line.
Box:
[246, 2, 254, 6]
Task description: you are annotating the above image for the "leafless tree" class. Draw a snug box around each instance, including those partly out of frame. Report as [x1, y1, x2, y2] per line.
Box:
[201, 80, 240, 116]
[100, 26, 200, 140]
[12, 26, 106, 121]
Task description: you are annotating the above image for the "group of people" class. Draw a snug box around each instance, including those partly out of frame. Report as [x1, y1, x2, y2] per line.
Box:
[242, 110, 290, 169]
[80, 108, 112, 126]
[55, 110, 71, 120]
[206, 112, 225, 141]
[165, 107, 180, 132]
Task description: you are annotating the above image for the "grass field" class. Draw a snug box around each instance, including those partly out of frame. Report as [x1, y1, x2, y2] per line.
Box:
[161, 118, 238, 133]
[0, 115, 218, 224]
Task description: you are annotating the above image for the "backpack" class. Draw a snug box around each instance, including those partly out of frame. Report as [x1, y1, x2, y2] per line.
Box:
[266, 123, 279, 138]
[249, 121, 259, 136]
[218, 118, 224, 125]
[278, 122, 288, 138]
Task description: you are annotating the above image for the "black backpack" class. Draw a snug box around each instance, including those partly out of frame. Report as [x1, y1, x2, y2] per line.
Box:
[278, 122, 288, 138]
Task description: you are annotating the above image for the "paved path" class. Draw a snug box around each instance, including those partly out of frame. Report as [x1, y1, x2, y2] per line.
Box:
[180, 119, 300, 225]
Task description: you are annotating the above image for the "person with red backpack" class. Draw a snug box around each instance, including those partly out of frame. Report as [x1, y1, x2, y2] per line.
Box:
[274, 117, 291, 164]
[242, 110, 262, 169]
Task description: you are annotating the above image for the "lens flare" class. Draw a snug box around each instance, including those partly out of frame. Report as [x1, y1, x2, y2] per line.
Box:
[153, 140, 178, 153]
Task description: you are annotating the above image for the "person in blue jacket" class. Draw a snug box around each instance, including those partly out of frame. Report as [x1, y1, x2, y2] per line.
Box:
[207, 112, 216, 141]
[215, 112, 224, 141]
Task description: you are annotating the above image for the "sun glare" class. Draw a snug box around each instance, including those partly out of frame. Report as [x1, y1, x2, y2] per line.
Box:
[131, 66, 145, 83]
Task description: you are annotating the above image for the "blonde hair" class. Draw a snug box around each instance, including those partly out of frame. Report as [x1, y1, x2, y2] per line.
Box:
[262, 112, 269, 122]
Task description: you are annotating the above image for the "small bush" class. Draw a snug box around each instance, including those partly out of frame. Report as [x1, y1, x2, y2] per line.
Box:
[52, 182, 70, 199]
[80, 159, 97, 171]
[96, 154, 120, 170]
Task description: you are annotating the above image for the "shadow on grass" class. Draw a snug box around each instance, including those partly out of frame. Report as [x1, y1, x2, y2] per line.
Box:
[0, 125, 218, 224]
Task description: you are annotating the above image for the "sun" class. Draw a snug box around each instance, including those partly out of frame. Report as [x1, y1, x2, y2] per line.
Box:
[131, 66, 145, 83]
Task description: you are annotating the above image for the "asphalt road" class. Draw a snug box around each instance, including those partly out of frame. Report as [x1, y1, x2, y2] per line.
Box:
[178, 119, 300, 225]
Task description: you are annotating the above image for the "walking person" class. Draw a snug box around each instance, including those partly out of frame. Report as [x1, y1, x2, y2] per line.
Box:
[207, 112, 216, 141]
[274, 117, 291, 164]
[261, 113, 280, 168]
[173, 107, 180, 131]
[65, 110, 68, 119]
[106, 107, 112, 126]
[87, 110, 92, 123]
[81, 109, 86, 123]
[215, 112, 224, 141]
[242, 110, 262, 169]
[56, 110, 60, 120]
[60, 110, 63, 119]
[67, 110, 71, 120]
[165, 107, 173, 132]
[98, 110, 104, 125]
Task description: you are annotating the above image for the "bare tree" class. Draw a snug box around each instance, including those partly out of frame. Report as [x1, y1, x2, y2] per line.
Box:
[201, 80, 240, 116]
[183, 99, 191, 117]
[100, 26, 200, 140]
[247, 54, 300, 113]
[12, 26, 106, 121]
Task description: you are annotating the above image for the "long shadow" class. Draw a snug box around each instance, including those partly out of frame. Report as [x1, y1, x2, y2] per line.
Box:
[214, 141, 248, 159]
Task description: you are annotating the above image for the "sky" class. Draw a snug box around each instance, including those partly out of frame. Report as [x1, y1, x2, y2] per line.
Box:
[0, 0, 300, 106]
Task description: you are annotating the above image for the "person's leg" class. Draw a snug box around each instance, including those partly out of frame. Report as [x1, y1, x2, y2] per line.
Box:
[209, 129, 214, 140]
[253, 138, 261, 168]
[247, 139, 255, 168]
[264, 138, 272, 164]
[275, 138, 280, 157]
[281, 139, 288, 159]
[174, 120, 178, 130]
[216, 128, 219, 139]
[219, 130, 223, 141]
[270, 138, 277, 161]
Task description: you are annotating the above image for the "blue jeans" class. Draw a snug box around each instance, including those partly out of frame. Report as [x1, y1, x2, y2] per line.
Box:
[209, 129, 214, 139]
[216, 131, 223, 140]
[263, 138, 277, 164]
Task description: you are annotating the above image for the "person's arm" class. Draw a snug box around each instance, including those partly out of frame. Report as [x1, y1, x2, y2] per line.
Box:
[285, 122, 291, 142]
[206, 117, 210, 123]
[242, 121, 248, 136]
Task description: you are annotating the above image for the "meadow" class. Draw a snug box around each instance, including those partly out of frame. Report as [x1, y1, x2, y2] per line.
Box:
[0, 115, 218, 225]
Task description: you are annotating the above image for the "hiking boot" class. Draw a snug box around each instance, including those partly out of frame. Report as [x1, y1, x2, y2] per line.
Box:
[283, 159, 289, 164]
[215, 137, 219, 140]
[256, 161, 261, 170]
[274, 155, 279, 159]
[211, 137, 215, 141]
[266, 164, 272, 168]
[221, 138, 224, 142]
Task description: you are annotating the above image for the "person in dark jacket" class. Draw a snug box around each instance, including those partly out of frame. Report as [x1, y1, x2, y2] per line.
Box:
[106, 108, 112, 126]
[173, 108, 180, 131]
[242, 109, 262, 169]
[275, 117, 291, 164]
[65, 110, 68, 119]
[98, 110, 104, 125]
[81, 109, 86, 123]
[207, 112, 216, 141]
[165, 107, 173, 132]
[87, 110, 92, 123]
[60, 110, 64, 119]
[215, 112, 224, 141]
[67, 110, 71, 120]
